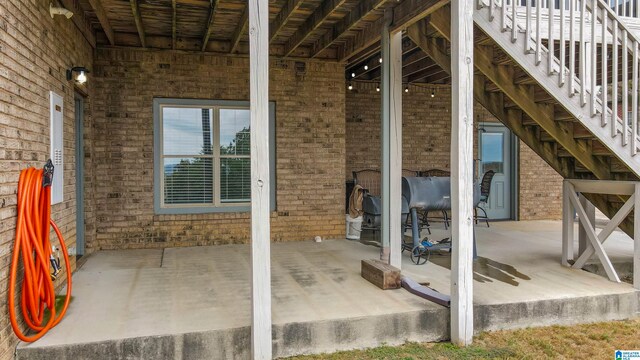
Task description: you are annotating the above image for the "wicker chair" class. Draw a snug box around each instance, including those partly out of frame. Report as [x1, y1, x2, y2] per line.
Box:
[474, 170, 496, 227]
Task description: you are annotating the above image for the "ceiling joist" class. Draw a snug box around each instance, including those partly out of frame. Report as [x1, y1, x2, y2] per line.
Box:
[202, 0, 221, 51]
[270, 0, 305, 43]
[284, 0, 349, 57]
[130, 0, 146, 48]
[311, 0, 386, 58]
[87, 0, 115, 45]
[172, 0, 177, 49]
[229, 5, 249, 53]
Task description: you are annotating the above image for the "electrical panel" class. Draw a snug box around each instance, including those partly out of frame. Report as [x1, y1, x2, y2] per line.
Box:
[50, 91, 63, 205]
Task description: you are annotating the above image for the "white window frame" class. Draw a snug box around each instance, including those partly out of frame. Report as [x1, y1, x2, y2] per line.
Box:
[153, 98, 276, 214]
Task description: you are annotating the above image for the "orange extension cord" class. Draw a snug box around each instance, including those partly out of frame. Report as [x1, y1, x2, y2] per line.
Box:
[8, 166, 72, 342]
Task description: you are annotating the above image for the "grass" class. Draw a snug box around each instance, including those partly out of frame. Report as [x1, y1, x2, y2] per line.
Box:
[287, 319, 640, 359]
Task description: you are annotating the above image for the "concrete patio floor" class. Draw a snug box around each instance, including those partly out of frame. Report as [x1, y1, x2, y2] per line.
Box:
[17, 221, 640, 359]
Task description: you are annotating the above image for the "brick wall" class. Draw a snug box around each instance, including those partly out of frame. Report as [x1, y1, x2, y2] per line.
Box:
[346, 82, 563, 220]
[0, 0, 93, 358]
[91, 49, 345, 249]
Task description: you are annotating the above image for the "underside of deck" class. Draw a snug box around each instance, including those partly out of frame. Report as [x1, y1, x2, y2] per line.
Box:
[17, 221, 639, 359]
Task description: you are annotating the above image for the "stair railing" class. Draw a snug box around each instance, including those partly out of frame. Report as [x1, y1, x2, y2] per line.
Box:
[480, 0, 640, 157]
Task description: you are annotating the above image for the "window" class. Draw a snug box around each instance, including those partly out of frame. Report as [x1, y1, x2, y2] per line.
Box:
[153, 99, 275, 214]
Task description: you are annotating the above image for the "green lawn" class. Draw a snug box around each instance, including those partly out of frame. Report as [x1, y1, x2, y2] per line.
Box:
[287, 319, 640, 359]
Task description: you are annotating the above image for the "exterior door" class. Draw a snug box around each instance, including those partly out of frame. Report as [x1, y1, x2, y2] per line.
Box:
[479, 124, 512, 220]
[75, 95, 85, 256]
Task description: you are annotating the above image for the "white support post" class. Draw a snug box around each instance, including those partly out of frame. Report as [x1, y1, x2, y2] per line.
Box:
[634, 183, 640, 290]
[249, 0, 272, 358]
[562, 180, 574, 266]
[450, 0, 474, 346]
[380, 15, 391, 264]
[578, 194, 595, 258]
[389, 28, 403, 269]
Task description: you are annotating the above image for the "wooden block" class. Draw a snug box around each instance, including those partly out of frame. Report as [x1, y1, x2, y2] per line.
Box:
[361, 259, 401, 290]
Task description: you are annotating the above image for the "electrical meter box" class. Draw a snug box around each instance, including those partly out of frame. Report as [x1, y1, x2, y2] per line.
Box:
[49, 91, 63, 205]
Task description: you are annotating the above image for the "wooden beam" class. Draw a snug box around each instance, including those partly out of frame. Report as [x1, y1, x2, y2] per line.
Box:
[130, 0, 146, 48]
[380, 11, 403, 268]
[103, 32, 339, 58]
[430, 5, 612, 181]
[360, 47, 425, 80]
[403, 59, 438, 78]
[202, 0, 221, 52]
[284, 0, 349, 57]
[340, 0, 447, 61]
[311, 0, 386, 58]
[450, 0, 474, 346]
[87, 0, 115, 45]
[249, 0, 272, 357]
[230, 5, 249, 53]
[172, 0, 177, 49]
[635, 183, 640, 290]
[270, 0, 304, 43]
[59, 0, 96, 48]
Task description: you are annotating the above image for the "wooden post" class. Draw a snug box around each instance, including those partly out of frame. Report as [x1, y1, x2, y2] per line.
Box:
[634, 183, 640, 290]
[389, 25, 403, 269]
[450, 0, 474, 346]
[249, 0, 272, 358]
[380, 14, 391, 263]
[562, 180, 574, 266]
[578, 193, 595, 258]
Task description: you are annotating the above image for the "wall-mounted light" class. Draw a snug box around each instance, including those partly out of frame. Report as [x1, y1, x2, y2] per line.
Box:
[50, 4, 73, 19]
[66, 67, 89, 84]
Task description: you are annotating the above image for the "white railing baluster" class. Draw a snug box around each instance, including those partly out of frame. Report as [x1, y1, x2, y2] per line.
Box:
[526, 0, 533, 52]
[612, 20, 618, 137]
[590, 0, 597, 115]
[502, 0, 508, 31]
[580, 0, 587, 106]
[512, 0, 518, 42]
[602, 7, 608, 126]
[536, 0, 542, 64]
[490, 0, 495, 20]
[560, 0, 566, 85]
[633, 40, 638, 155]
[549, 0, 556, 74]
[623, 29, 628, 145]
[570, 0, 576, 96]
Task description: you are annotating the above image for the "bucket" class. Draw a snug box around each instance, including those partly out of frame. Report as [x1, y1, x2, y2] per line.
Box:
[346, 214, 363, 240]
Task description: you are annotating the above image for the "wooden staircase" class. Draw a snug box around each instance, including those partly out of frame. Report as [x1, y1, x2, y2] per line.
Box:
[407, 0, 640, 237]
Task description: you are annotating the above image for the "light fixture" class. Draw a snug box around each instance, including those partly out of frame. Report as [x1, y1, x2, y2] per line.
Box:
[351, 72, 356, 78]
[404, 85, 409, 93]
[379, 58, 383, 63]
[50, 4, 73, 19]
[364, 65, 369, 70]
[348, 82, 353, 91]
[376, 84, 380, 92]
[431, 88, 435, 98]
[67, 66, 90, 84]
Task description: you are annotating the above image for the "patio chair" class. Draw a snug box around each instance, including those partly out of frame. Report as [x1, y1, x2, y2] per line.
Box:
[474, 170, 495, 227]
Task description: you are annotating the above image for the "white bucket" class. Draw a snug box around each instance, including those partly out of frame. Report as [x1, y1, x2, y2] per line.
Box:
[346, 214, 363, 240]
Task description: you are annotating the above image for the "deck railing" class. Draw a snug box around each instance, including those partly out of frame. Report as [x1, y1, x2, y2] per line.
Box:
[482, 0, 640, 157]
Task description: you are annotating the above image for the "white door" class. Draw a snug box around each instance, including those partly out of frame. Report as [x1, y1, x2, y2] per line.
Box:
[479, 124, 512, 220]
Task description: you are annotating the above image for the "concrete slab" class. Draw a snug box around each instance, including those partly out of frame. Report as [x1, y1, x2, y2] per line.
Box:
[16, 221, 640, 359]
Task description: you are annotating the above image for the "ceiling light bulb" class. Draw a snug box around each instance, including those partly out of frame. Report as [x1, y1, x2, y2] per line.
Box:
[76, 70, 87, 84]
[379, 58, 383, 63]
[364, 65, 368, 70]
[351, 72, 356, 78]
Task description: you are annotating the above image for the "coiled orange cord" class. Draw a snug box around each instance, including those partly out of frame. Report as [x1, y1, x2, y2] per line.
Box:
[8, 166, 72, 342]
